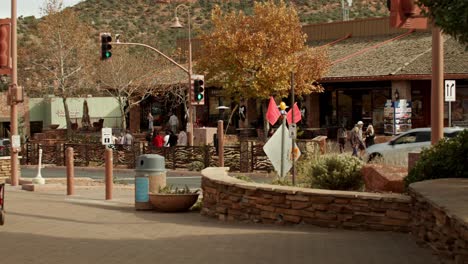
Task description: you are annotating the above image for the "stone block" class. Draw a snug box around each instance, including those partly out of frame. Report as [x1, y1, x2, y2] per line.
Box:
[334, 198, 350, 204]
[271, 195, 286, 204]
[308, 196, 335, 204]
[286, 195, 309, 201]
[260, 211, 277, 220]
[386, 209, 410, 220]
[276, 208, 302, 216]
[361, 164, 407, 193]
[283, 215, 301, 224]
[380, 217, 409, 227]
[291, 201, 309, 210]
[315, 211, 337, 221]
[256, 204, 275, 212]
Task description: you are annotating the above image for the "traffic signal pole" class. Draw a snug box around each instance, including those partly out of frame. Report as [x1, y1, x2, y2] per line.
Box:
[111, 41, 194, 146]
[10, 0, 19, 186]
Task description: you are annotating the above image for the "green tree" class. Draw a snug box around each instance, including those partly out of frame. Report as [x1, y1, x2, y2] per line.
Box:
[197, 0, 329, 100]
[418, 0, 468, 47]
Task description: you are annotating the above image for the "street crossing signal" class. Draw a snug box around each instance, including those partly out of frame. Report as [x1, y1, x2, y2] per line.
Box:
[100, 33, 112, 60]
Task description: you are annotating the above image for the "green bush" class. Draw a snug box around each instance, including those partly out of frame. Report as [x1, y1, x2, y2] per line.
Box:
[188, 161, 205, 172]
[233, 175, 253, 182]
[299, 154, 363, 191]
[405, 130, 468, 186]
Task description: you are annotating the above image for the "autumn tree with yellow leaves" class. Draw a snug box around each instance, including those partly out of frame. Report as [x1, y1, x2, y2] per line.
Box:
[197, 1, 329, 100]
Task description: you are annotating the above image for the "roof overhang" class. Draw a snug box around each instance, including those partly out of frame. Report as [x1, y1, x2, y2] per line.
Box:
[320, 73, 468, 83]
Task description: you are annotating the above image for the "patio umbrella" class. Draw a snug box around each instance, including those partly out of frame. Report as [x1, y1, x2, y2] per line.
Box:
[82, 100, 91, 129]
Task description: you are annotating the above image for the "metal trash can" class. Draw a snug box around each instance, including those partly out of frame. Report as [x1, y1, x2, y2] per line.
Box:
[135, 154, 166, 210]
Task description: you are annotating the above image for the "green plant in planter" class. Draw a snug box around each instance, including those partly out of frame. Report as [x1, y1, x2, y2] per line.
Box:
[405, 130, 468, 187]
[157, 184, 200, 195]
[233, 175, 253, 182]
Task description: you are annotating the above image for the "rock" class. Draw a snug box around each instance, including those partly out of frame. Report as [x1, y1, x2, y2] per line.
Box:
[361, 164, 407, 193]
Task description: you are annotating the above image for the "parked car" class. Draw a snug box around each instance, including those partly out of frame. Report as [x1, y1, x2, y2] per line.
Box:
[365, 127, 465, 163]
[0, 138, 10, 156]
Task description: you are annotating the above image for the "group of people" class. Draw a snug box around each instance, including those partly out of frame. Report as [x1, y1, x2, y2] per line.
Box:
[150, 129, 187, 148]
[337, 121, 375, 158]
[105, 130, 134, 150]
[147, 110, 187, 148]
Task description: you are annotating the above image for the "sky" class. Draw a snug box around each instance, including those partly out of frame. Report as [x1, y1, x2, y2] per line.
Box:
[0, 0, 82, 19]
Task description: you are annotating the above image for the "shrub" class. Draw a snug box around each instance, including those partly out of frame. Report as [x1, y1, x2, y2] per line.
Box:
[299, 154, 363, 191]
[233, 175, 253, 182]
[405, 130, 468, 186]
[188, 161, 205, 171]
[271, 178, 293, 186]
[157, 184, 199, 194]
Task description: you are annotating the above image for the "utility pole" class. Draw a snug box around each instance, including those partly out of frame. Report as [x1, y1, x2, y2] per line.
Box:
[10, 0, 19, 186]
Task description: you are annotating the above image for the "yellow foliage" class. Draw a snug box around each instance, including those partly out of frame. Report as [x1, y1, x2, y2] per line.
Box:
[197, 0, 329, 100]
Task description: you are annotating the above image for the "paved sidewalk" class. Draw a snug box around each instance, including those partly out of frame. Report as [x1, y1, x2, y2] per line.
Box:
[1, 186, 438, 264]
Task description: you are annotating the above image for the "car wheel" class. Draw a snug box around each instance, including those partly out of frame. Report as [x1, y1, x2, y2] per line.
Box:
[368, 153, 383, 163]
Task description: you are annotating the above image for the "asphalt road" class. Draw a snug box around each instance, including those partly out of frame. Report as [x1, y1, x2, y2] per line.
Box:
[20, 167, 202, 189]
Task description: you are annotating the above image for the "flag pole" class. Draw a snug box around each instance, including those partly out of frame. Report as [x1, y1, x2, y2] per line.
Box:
[291, 72, 296, 186]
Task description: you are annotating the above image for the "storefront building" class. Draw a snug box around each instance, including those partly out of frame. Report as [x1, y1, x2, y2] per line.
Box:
[177, 17, 468, 136]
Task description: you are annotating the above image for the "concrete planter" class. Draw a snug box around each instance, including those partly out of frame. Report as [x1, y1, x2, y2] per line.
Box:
[149, 193, 199, 212]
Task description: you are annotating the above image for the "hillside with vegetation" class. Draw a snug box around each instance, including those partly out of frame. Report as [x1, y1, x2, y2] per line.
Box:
[17, 0, 390, 54]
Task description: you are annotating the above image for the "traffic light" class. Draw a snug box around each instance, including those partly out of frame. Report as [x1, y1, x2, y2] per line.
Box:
[0, 19, 11, 74]
[194, 79, 204, 102]
[388, 0, 427, 29]
[191, 75, 205, 105]
[100, 33, 112, 60]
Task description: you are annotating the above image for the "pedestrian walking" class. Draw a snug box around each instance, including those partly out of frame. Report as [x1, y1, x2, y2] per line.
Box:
[350, 125, 365, 158]
[365, 124, 375, 147]
[168, 112, 179, 134]
[337, 124, 347, 153]
[147, 112, 154, 133]
[123, 130, 134, 150]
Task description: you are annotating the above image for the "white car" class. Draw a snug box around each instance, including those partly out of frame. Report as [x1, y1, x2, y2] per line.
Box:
[365, 127, 464, 163]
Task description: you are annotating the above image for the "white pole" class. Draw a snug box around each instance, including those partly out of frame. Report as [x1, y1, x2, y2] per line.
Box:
[448, 101, 451, 127]
[32, 148, 45, 184]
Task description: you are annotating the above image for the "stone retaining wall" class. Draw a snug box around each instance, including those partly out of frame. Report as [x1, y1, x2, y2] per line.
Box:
[409, 187, 468, 263]
[201, 168, 411, 232]
[0, 157, 11, 181]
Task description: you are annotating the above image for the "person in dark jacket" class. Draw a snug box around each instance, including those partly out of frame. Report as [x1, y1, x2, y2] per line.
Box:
[168, 131, 178, 147]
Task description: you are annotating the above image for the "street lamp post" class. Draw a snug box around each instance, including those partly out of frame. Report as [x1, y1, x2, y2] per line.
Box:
[171, 4, 194, 146]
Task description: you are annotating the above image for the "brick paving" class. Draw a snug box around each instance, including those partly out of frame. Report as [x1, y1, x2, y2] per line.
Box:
[0, 186, 438, 264]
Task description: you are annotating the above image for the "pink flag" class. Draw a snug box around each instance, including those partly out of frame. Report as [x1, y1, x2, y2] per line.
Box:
[286, 103, 302, 125]
[266, 96, 281, 126]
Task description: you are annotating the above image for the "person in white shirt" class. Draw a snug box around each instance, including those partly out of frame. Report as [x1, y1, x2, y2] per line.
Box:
[168, 112, 179, 134]
[147, 112, 154, 133]
[177, 130, 187, 146]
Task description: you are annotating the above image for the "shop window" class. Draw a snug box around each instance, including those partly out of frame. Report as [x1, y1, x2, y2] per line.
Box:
[451, 85, 468, 127]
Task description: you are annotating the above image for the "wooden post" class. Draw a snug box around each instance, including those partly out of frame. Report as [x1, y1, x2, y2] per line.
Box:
[431, 25, 444, 144]
[218, 120, 224, 167]
[105, 147, 113, 200]
[66, 147, 74, 196]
